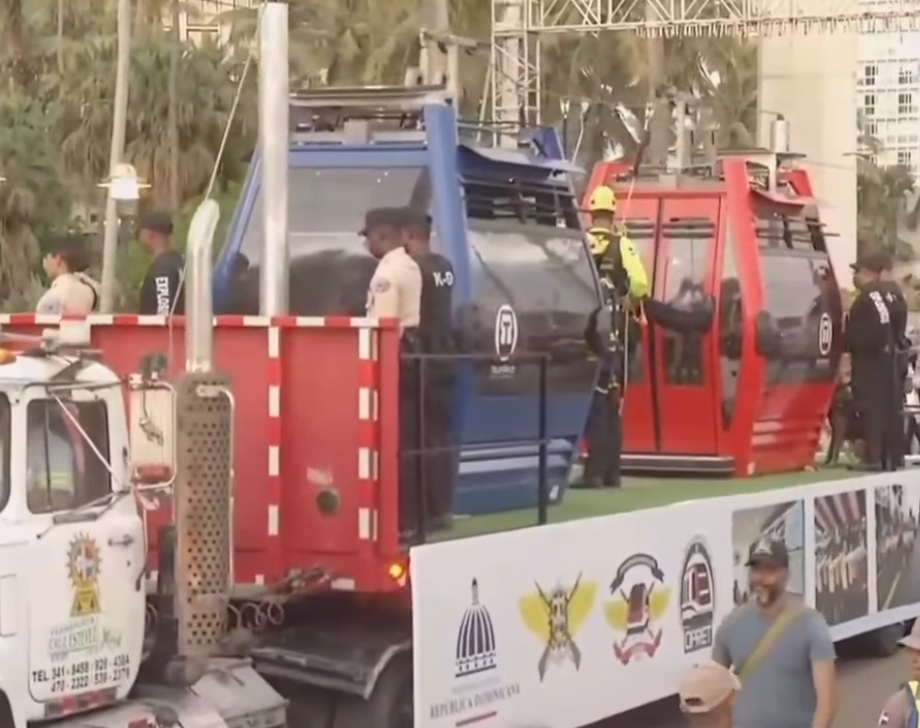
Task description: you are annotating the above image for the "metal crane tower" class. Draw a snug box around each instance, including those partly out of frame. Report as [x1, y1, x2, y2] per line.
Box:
[490, 0, 920, 137]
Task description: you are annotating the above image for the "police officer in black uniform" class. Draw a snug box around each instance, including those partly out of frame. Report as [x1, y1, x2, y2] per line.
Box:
[880, 258, 911, 468]
[847, 252, 901, 471]
[399, 208, 457, 531]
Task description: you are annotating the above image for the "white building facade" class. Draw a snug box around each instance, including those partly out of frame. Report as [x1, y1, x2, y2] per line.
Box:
[858, 33, 920, 175]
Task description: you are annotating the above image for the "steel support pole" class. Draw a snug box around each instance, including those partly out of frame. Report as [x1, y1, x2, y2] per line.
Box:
[259, 2, 290, 317]
[99, 0, 132, 312]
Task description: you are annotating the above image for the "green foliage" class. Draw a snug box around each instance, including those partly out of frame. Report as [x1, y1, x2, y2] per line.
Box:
[0, 0, 913, 313]
[172, 181, 245, 256]
[855, 113, 919, 263]
[0, 90, 72, 298]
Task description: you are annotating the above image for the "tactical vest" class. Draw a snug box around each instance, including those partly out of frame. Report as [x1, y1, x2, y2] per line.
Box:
[590, 230, 629, 299]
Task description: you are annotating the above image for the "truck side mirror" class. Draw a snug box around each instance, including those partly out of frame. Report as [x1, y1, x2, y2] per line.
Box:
[127, 375, 177, 488]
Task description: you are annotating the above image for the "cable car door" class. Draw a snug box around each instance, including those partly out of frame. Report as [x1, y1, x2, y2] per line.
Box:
[620, 198, 660, 454]
[652, 199, 720, 454]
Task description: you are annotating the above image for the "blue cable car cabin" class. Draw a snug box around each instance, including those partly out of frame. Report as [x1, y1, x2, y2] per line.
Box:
[213, 85, 604, 516]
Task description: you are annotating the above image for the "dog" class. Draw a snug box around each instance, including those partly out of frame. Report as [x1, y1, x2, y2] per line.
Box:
[825, 380, 864, 466]
[825, 355, 866, 466]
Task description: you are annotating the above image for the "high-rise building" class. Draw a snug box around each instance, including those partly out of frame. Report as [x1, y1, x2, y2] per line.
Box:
[857, 32, 920, 175]
[166, 0, 256, 46]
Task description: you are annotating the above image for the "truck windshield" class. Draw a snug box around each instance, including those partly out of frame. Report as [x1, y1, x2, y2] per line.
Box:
[232, 167, 429, 316]
[26, 399, 111, 514]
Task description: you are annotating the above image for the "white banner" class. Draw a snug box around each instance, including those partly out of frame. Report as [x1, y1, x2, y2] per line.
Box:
[410, 470, 920, 728]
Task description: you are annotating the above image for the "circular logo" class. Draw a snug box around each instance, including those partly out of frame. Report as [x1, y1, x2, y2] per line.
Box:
[494, 305, 519, 363]
[818, 313, 833, 356]
[681, 538, 714, 654]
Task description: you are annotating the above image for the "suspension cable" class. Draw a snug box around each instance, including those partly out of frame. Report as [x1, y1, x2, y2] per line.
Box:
[166, 1, 266, 364]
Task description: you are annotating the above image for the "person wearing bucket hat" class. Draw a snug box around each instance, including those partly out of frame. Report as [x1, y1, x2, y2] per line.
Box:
[875, 621, 920, 727]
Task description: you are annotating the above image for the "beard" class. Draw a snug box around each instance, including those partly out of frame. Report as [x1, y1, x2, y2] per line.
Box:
[752, 582, 781, 607]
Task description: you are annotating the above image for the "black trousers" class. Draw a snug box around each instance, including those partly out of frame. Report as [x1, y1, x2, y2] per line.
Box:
[423, 384, 457, 522]
[583, 388, 622, 486]
[854, 364, 902, 470]
[400, 361, 456, 534]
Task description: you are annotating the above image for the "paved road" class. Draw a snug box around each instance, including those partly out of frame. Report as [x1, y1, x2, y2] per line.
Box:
[596, 640, 906, 728]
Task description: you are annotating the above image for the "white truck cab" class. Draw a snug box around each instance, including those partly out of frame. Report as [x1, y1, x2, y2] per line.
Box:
[0, 322, 287, 728]
[0, 338, 145, 726]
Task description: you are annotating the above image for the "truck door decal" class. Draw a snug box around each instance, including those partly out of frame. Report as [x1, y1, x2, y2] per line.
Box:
[28, 396, 144, 707]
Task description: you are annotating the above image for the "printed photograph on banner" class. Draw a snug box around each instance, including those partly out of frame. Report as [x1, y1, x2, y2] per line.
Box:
[876, 483, 920, 611]
[731, 500, 805, 606]
[427, 578, 520, 727]
[814, 491, 869, 625]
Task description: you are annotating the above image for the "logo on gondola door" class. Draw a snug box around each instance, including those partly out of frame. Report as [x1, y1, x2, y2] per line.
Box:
[818, 312, 833, 356]
[495, 305, 518, 362]
[492, 305, 518, 378]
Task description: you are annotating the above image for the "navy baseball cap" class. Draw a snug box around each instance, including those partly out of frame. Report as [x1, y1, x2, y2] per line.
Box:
[850, 251, 891, 273]
[138, 211, 174, 236]
[359, 208, 405, 236]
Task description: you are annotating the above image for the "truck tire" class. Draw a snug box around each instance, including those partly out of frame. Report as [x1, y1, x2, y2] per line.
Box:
[275, 681, 335, 728]
[332, 654, 413, 728]
[860, 623, 905, 657]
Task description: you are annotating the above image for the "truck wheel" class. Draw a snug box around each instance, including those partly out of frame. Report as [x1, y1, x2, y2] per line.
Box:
[861, 623, 905, 657]
[332, 654, 413, 728]
[276, 681, 335, 728]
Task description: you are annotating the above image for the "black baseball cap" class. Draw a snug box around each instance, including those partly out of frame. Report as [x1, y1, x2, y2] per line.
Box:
[359, 208, 405, 236]
[138, 211, 174, 236]
[850, 251, 890, 274]
[746, 538, 789, 569]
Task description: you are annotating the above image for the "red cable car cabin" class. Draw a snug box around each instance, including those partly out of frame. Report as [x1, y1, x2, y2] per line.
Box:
[583, 154, 843, 476]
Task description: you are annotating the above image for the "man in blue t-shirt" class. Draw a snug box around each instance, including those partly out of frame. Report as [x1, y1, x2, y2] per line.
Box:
[712, 539, 837, 728]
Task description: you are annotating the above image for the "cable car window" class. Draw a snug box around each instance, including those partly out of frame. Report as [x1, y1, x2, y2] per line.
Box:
[760, 251, 839, 385]
[26, 400, 111, 514]
[661, 219, 714, 386]
[719, 232, 743, 429]
[464, 178, 579, 227]
[465, 219, 599, 394]
[235, 167, 430, 316]
[0, 395, 8, 512]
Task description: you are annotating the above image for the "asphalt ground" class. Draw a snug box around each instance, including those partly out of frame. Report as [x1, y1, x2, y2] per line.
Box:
[595, 638, 906, 728]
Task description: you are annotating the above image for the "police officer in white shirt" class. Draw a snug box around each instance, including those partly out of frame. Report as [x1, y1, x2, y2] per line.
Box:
[361, 208, 425, 535]
[362, 208, 422, 336]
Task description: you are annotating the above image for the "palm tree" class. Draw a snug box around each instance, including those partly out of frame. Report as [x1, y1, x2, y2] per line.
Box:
[54, 31, 254, 210]
[857, 163, 917, 261]
[222, 0, 423, 88]
[0, 90, 72, 302]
